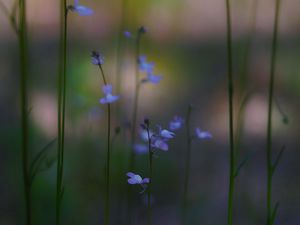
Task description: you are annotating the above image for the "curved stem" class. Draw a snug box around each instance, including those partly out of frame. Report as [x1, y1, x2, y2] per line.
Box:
[0, 0, 18, 34]
[267, 0, 281, 224]
[182, 106, 192, 225]
[19, 0, 31, 224]
[225, 1, 235, 225]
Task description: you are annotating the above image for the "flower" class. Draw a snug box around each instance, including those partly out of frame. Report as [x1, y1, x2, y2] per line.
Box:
[99, 84, 119, 104]
[146, 73, 162, 84]
[160, 129, 175, 139]
[124, 31, 132, 38]
[127, 172, 150, 185]
[68, 0, 93, 16]
[151, 137, 169, 151]
[140, 129, 153, 142]
[138, 56, 155, 73]
[91, 51, 104, 65]
[169, 116, 184, 131]
[195, 128, 212, 139]
[134, 144, 148, 154]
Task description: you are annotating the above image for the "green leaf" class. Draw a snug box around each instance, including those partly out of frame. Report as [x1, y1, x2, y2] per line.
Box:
[234, 154, 251, 178]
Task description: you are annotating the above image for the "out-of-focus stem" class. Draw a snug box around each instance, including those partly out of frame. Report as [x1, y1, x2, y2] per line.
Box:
[146, 125, 153, 225]
[56, 2, 67, 225]
[266, 0, 281, 224]
[19, 0, 31, 224]
[182, 105, 192, 225]
[225, 1, 235, 225]
[97, 64, 111, 225]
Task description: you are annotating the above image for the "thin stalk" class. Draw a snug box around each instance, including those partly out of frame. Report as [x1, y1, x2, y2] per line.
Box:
[266, 0, 281, 225]
[182, 106, 192, 225]
[56, 2, 67, 225]
[225, 1, 235, 225]
[146, 126, 153, 225]
[18, 0, 31, 224]
[97, 64, 111, 225]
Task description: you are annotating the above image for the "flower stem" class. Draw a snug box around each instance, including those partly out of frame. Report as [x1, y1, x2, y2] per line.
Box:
[266, 0, 281, 225]
[182, 105, 192, 225]
[225, 1, 235, 225]
[146, 126, 153, 225]
[19, 0, 31, 224]
[97, 64, 111, 225]
[56, 2, 68, 225]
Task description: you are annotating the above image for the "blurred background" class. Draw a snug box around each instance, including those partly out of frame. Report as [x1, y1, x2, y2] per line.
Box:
[0, 0, 300, 224]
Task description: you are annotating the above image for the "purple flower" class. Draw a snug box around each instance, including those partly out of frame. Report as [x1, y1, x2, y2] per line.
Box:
[127, 172, 150, 185]
[151, 137, 169, 151]
[146, 73, 162, 84]
[138, 56, 155, 73]
[140, 129, 153, 142]
[99, 84, 119, 104]
[169, 116, 184, 131]
[195, 128, 212, 140]
[91, 51, 104, 65]
[69, 0, 93, 16]
[134, 143, 148, 154]
[124, 31, 132, 38]
[160, 129, 175, 139]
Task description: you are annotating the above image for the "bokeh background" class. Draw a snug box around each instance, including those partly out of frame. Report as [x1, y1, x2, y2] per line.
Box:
[1, 0, 300, 224]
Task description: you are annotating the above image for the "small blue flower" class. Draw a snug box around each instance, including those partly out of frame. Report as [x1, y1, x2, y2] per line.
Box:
[127, 172, 150, 185]
[69, 0, 93, 16]
[195, 128, 212, 140]
[140, 129, 153, 142]
[151, 137, 169, 151]
[99, 84, 119, 104]
[124, 31, 132, 38]
[91, 51, 104, 65]
[134, 143, 148, 154]
[169, 116, 184, 131]
[138, 55, 155, 73]
[146, 73, 162, 84]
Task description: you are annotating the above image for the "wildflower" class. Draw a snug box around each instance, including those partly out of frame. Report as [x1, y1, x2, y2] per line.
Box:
[146, 73, 162, 84]
[124, 31, 132, 38]
[156, 126, 175, 139]
[169, 116, 184, 131]
[91, 51, 104, 65]
[195, 128, 212, 140]
[138, 56, 155, 73]
[134, 143, 148, 154]
[68, 0, 93, 16]
[138, 26, 147, 34]
[99, 84, 119, 104]
[127, 172, 150, 185]
[140, 129, 153, 142]
[151, 137, 169, 151]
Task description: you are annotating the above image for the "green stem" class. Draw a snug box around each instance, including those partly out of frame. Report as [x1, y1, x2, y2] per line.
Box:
[98, 64, 111, 225]
[146, 127, 153, 225]
[182, 106, 192, 225]
[19, 0, 31, 224]
[56, 2, 67, 225]
[225, 1, 235, 225]
[267, 0, 281, 225]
